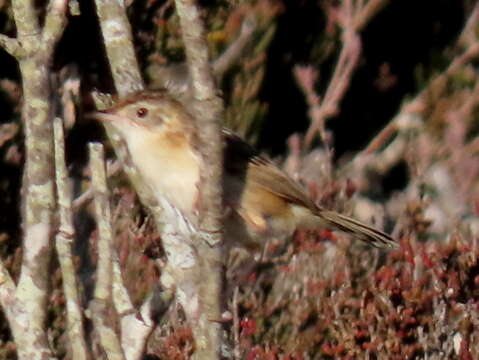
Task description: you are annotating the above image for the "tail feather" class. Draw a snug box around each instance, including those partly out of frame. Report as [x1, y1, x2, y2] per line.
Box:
[319, 211, 397, 249]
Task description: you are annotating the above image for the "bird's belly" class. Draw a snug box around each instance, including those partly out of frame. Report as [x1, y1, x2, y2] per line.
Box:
[150, 168, 199, 212]
[223, 183, 299, 250]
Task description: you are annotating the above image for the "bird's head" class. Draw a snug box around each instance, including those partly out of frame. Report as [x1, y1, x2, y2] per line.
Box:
[92, 91, 195, 143]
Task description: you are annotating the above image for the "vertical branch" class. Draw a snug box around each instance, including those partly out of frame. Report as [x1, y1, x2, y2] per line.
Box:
[13, 0, 54, 334]
[93, 0, 157, 227]
[90, 143, 126, 360]
[94, 2, 177, 359]
[174, 0, 217, 99]
[53, 118, 89, 360]
[114, 260, 173, 360]
[94, 0, 160, 219]
[174, 0, 224, 236]
[94, 0, 144, 96]
[95, 0, 226, 357]
[0, 0, 68, 358]
[174, 0, 225, 358]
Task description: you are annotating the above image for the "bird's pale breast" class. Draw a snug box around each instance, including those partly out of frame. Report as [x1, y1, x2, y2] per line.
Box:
[128, 131, 201, 214]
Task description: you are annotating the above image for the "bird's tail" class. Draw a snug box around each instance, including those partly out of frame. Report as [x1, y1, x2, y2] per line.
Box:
[318, 210, 397, 249]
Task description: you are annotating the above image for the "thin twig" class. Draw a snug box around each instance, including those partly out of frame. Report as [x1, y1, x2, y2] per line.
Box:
[232, 286, 241, 360]
[53, 117, 89, 360]
[0, 0, 68, 358]
[112, 251, 174, 360]
[90, 142, 125, 360]
[72, 160, 122, 210]
[117, 281, 174, 360]
[458, 1, 479, 47]
[213, 14, 257, 80]
[0, 34, 23, 58]
[302, 0, 363, 149]
[353, 0, 389, 31]
[149, 14, 256, 97]
[94, 0, 144, 96]
[174, 0, 226, 358]
[42, 0, 69, 51]
[348, 6, 479, 175]
[0, 259, 16, 313]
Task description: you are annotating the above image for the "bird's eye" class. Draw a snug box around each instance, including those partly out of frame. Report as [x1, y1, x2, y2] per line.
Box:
[136, 107, 148, 118]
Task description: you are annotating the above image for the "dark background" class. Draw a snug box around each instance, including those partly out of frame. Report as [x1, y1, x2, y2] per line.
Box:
[0, 0, 470, 247]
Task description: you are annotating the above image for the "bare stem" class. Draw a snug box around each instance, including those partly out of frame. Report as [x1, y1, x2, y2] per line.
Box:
[213, 14, 257, 80]
[301, 0, 388, 150]
[90, 142, 126, 360]
[304, 15, 360, 147]
[94, 2, 175, 358]
[174, 0, 225, 358]
[94, 0, 144, 96]
[0, 0, 68, 358]
[54, 118, 89, 360]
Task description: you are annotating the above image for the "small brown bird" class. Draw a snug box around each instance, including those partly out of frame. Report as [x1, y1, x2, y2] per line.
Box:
[93, 91, 396, 250]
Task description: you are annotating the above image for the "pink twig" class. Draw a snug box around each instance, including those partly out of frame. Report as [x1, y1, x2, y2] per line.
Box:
[298, 0, 366, 150]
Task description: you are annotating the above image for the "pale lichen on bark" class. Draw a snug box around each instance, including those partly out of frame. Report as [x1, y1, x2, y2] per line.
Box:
[90, 142, 126, 360]
[0, 0, 68, 358]
[53, 117, 89, 360]
[174, 0, 226, 358]
[95, 0, 144, 96]
[95, 0, 228, 358]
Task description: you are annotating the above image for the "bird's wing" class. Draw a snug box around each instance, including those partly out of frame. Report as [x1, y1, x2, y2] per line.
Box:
[222, 130, 397, 249]
[223, 129, 317, 212]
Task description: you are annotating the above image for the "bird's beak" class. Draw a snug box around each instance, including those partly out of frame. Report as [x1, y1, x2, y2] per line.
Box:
[87, 110, 122, 123]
